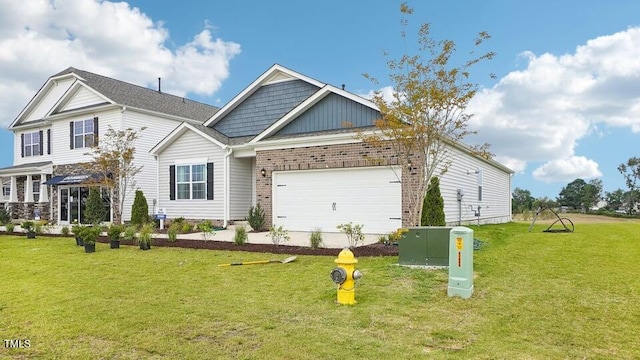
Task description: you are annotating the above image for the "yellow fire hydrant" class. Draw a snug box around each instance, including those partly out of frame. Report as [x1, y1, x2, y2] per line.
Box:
[330, 248, 363, 305]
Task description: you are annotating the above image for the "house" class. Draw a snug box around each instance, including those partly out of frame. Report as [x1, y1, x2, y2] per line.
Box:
[151, 64, 513, 233]
[0, 68, 217, 224]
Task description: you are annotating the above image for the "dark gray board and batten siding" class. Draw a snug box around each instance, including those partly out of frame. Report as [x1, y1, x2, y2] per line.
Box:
[213, 80, 319, 137]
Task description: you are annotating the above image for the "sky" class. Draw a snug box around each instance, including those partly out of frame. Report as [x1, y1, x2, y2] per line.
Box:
[0, 0, 639, 199]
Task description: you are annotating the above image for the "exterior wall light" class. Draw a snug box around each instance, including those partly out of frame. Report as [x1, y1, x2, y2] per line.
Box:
[261, 168, 266, 177]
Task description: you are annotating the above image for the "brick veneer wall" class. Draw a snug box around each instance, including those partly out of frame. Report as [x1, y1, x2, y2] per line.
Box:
[255, 141, 422, 229]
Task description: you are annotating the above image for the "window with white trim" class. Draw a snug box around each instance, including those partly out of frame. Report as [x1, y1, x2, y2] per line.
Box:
[24, 132, 41, 157]
[73, 119, 95, 148]
[176, 164, 206, 200]
[33, 181, 40, 203]
[2, 182, 9, 198]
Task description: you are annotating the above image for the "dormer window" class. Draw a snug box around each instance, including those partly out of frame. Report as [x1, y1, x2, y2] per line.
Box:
[70, 117, 98, 149]
[21, 131, 42, 157]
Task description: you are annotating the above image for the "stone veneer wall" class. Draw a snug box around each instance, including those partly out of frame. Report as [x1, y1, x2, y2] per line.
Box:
[255, 141, 422, 229]
[8, 175, 50, 220]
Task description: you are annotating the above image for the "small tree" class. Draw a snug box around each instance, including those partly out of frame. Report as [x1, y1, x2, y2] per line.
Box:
[130, 190, 149, 227]
[356, 3, 494, 226]
[246, 204, 266, 231]
[618, 157, 640, 215]
[82, 126, 145, 224]
[421, 177, 445, 226]
[84, 187, 107, 225]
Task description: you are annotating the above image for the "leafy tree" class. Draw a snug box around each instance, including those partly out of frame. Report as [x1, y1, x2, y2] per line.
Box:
[84, 187, 107, 225]
[421, 177, 445, 226]
[356, 2, 494, 226]
[605, 189, 625, 210]
[83, 126, 145, 224]
[581, 178, 603, 212]
[512, 187, 534, 214]
[130, 190, 149, 227]
[533, 196, 558, 210]
[557, 178, 587, 210]
[618, 157, 640, 215]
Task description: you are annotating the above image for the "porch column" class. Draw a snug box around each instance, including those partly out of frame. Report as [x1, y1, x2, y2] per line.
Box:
[39, 175, 49, 203]
[9, 176, 18, 202]
[24, 175, 34, 203]
[0, 177, 5, 203]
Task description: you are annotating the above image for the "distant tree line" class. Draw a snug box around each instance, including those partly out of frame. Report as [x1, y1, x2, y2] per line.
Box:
[513, 156, 640, 216]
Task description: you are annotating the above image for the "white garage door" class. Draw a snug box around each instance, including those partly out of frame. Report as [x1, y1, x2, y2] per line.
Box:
[272, 167, 402, 234]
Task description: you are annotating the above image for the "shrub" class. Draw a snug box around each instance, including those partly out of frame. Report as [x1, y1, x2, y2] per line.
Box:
[197, 220, 215, 241]
[336, 222, 364, 248]
[80, 226, 102, 245]
[421, 176, 445, 226]
[61, 226, 70, 236]
[167, 223, 180, 242]
[309, 228, 323, 249]
[267, 225, 290, 246]
[234, 225, 248, 245]
[388, 228, 408, 242]
[107, 224, 124, 240]
[5, 222, 15, 233]
[130, 190, 149, 227]
[21, 221, 34, 233]
[137, 223, 154, 247]
[33, 221, 43, 235]
[181, 223, 193, 233]
[377, 234, 388, 243]
[0, 206, 10, 225]
[246, 204, 266, 231]
[85, 187, 107, 225]
[123, 225, 138, 242]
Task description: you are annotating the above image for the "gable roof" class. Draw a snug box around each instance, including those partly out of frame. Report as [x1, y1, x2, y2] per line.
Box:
[11, 68, 219, 128]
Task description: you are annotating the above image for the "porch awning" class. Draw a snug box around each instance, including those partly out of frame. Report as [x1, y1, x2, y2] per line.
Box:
[43, 174, 101, 186]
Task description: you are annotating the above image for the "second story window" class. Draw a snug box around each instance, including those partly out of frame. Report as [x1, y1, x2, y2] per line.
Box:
[22, 131, 42, 157]
[70, 117, 98, 149]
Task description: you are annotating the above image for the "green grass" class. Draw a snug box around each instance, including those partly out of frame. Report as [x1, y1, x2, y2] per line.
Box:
[1, 222, 639, 359]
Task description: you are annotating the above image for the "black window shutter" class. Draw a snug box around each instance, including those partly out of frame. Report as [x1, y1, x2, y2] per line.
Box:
[21, 134, 24, 157]
[93, 117, 99, 146]
[38, 130, 43, 156]
[69, 122, 74, 149]
[169, 165, 175, 200]
[206, 162, 214, 200]
[47, 129, 51, 154]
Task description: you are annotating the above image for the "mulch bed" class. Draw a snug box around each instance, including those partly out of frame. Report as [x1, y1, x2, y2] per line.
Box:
[102, 237, 399, 257]
[2, 232, 399, 257]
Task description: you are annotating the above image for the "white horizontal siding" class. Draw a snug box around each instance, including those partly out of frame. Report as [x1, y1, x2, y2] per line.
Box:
[61, 86, 105, 112]
[157, 130, 226, 221]
[23, 78, 75, 122]
[119, 111, 184, 222]
[13, 126, 53, 166]
[50, 109, 121, 165]
[229, 157, 252, 220]
[439, 145, 511, 225]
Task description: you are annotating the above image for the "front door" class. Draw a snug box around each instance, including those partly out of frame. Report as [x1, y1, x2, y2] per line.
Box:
[59, 187, 84, 224]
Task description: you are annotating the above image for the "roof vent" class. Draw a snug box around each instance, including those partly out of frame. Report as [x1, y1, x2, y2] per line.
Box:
[158, 77, 162, 93]
[341, 84, 345, 90]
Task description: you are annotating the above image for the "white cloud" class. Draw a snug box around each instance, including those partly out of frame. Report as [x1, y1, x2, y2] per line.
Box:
[0, 0, 240, 126]
[359, 85, 396, 104]
[532, 156, 602, 183]
[464, 27, 640, 178]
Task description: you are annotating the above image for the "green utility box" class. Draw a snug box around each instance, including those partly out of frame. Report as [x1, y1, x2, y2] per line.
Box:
[398, 227, 452, 266]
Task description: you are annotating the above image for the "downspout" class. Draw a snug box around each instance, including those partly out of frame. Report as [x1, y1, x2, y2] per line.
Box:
[155, 155, 159, 215]
[223, 147, 233, 228]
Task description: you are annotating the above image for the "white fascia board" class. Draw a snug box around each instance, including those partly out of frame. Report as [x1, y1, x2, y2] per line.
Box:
[323, 84, 380, 111]
[202, 64, 326, 127]
[47, 81, 114, 117]
[250, 87, 331, 144]
[44, 103, 119, 121]
[150, 122, 226, 156]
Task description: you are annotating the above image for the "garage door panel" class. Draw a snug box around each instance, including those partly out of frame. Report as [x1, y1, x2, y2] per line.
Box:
[273, 167, 401, 233]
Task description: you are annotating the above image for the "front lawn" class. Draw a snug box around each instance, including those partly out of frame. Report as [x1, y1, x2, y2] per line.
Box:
[1, 221, 638, 359]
